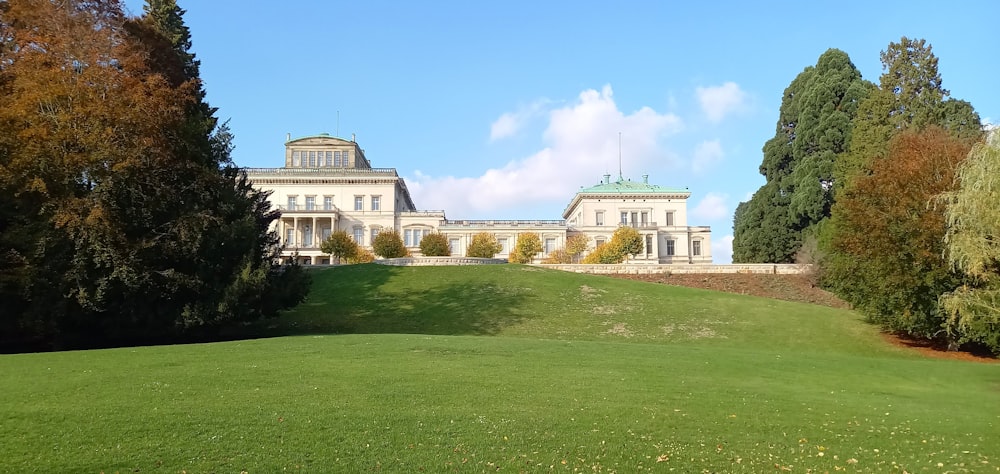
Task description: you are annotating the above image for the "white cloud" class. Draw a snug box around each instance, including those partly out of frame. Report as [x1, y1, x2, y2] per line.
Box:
[489, 113, 521, 141]
[692, 140, 724, 174]
[489, 100, 549, 141]
[408, 85, 684, 218]
[691, 192, 729, 221]
[712, 235, 734, 264]
[695, 82, 747, 123]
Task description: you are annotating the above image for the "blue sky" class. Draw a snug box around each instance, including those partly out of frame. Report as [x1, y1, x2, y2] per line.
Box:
[124, 1, 998, 263]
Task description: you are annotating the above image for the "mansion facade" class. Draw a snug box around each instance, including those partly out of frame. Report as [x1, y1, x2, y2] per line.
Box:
[246, 134, 712, 264]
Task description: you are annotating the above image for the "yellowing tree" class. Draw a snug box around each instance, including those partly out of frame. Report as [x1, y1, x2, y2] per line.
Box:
[939, 132, 1000, 354]
[320, 230, 358, 264]
[565, 234, 590, 263]
[509, 232, 542, 264]
[466, 232, 503, 258]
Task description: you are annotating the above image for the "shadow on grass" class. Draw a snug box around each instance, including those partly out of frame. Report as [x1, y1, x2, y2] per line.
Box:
[229, 263, 536, 339]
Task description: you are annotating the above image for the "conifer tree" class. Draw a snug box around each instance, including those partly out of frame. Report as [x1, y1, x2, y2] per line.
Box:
[733, 49, 870, 263]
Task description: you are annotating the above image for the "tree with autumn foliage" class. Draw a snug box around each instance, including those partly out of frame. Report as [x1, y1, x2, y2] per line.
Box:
[0, 0, 306, 350]
[825, 128, 973, 340]
[466, 232, 503, 258]
[509, 233, 542, 264]
[320, 230, 359, 264]
[938, 132, 1000, 353]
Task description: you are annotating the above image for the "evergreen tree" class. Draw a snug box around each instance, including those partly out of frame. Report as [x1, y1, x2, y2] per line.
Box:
[733, 49, 870, 263]
[834, 37, 981, 185]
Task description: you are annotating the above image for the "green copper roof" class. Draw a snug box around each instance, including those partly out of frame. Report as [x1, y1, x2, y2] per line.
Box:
[579, 176, 688, 194]
[285, 133, 352, 144]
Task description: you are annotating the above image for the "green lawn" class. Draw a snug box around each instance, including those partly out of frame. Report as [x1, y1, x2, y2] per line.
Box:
[2, 264, 998, 473]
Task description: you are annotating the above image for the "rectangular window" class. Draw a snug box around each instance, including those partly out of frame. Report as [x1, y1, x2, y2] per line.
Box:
[693, 240, 701, 256]
[303, 225, 313, 247]
[631, 212, 638, 226]
[353, 227, 363, 244]
[323, 196, 333, 210]
[404, 229, 413, 247]
[370, 228, 380, 243]
[285, 228, 294, 247]
[325, 151, 333, 166]
[305, 196, 315, 211]
[334, 151, 341, 167]
[666, 239, 675, 256]
[641, 212, 648, 226]
[645, 235, 653, 255]
[341, 150, 350, 166]
[544, 238, 556, 254]
[292, 151, 301, 167]
[498, 238, 508, 254]
[665, 211, 674, 226]
[371, 196, 381, 211]
[620, 212, 628, 225]
[595, 238, 605, 247]
[287, 196, 297, 210]
[449, 238, 460, 254]
[322, 227, 332, 241]
[595, 211, 604, 226]
[354, 196, 363, 211]
[308, 150, 316, 167]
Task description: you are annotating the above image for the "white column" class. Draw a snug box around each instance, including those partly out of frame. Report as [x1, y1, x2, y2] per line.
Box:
[312, 217, 318, 248]
[293, 217, 299, 247]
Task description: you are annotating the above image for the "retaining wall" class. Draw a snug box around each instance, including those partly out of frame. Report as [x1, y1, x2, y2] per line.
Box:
[376, 257, 508, 266]
[534, 263, 812, 275]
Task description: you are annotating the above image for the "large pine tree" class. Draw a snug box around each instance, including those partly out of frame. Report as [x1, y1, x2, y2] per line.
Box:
[732, 49, 870, 263]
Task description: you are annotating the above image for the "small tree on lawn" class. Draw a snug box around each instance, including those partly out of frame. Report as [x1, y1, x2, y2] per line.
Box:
[510, 232, 543, 264]
[320, 230, 358, 264]
[467, 232, 503, 258]
[565, 234, 590, 263]
[419, 232, 451, 256]
[582, 242, 624, 264]
[611, 226, 643, 262]
[346, 248, 376, 264]
[372, 230, 407, 258]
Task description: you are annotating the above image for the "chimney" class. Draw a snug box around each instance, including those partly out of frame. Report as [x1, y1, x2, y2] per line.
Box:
[603, 174, 611, 184]
[286, 132, 291, 142]
[351, 133, 356, 142]
[642, 174, 648, 184]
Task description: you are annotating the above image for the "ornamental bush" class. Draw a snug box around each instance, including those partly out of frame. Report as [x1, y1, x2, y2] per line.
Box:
[419, 232, 451, 256]
[372, 230, 406, 258]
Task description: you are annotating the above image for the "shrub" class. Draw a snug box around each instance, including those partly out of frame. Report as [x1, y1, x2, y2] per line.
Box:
[543, 248, 572, 264]
[582, 243, 623, 264]
[510, 232, 542, 264]
[372, 230, 406, 258]
[466, 232, 503, 258]
[346, 248, 376, 264]
[419, 232, 451, 256]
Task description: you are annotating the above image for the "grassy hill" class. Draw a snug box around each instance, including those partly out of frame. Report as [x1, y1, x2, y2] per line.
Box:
[2, 264, 997, 472]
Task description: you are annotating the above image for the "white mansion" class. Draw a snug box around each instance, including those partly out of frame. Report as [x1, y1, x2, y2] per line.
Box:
[246, 134, 712, 264]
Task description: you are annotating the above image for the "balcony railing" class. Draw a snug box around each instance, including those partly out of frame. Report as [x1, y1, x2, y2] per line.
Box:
[438, 219, 566, 228]
[278, 205, 340, 213]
